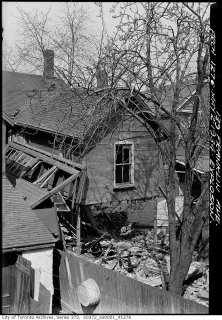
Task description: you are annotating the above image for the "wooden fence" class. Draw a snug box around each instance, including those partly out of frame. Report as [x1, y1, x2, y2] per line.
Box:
[56, 249, 208, 314]
[2, 254, 31, 314]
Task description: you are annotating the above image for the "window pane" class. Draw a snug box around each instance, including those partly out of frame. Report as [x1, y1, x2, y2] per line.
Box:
[123, 165, 130, 183]
[116, 145, 123, 164]
[123, 147, 130, 163]
[116, 165, 123, 183]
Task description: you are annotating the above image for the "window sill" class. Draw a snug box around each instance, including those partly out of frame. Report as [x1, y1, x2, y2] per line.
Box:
[113, 184, 135, 191]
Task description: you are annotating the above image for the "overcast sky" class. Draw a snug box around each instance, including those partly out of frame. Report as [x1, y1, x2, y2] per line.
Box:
[2, 2, 117, 45]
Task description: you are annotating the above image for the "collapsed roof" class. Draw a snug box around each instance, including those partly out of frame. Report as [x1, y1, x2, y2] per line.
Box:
[5, 141, 84, 209]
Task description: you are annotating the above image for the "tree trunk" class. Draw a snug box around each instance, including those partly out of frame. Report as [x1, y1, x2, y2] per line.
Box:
[153, 198, 158, 246]
[168, 251, 193, 295]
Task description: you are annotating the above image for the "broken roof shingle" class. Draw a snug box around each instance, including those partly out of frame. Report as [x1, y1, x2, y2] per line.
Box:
[2, 174, 56, 252]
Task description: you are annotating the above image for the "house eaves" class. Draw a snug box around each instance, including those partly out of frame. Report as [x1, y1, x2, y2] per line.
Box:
[14, 121, 75, 139]
[2, 111, 14, 126]
[2, 242, 55, 254]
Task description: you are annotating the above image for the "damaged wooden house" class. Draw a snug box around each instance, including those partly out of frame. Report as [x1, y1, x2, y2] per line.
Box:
[3, 50, 209, 247]
[5, 85, 169, 233]
[2, 50, 209, 314]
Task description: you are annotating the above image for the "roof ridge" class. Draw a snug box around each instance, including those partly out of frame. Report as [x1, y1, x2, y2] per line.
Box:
[3, 70, 43, 77]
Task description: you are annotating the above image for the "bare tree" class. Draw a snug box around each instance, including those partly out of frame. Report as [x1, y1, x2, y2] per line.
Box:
[91, 2, 210, 295]
[5, 2, 210, 296]
[3, 3, 99, 86]
[3, 42, 23, 72]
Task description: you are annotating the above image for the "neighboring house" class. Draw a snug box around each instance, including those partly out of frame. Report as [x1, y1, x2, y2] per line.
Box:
[2, 174, 56, 314]
[3, 70, 43, 116]
[3, 49, 66, 156]
[3, 50, 58, 117]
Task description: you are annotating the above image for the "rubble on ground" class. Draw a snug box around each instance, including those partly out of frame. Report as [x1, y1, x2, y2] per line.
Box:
[66, 212, 208, 307]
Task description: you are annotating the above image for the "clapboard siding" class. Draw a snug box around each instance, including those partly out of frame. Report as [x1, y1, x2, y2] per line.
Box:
[57, 250, 208, 314]
[84, 117, 165, 205]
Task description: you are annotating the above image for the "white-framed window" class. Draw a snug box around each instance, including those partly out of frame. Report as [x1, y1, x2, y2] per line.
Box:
[114, 140, 134, 188]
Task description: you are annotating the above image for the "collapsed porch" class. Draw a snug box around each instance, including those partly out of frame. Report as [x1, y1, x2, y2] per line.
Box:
[5, 141, 88, 254]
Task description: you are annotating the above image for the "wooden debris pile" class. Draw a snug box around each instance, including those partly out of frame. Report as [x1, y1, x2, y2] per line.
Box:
[78, 230, 170, 288]
[183, 262, 209, 307]
[75, 228, 208, 307]
[92, 208, 129, 236]
[60, 207, 208, 307]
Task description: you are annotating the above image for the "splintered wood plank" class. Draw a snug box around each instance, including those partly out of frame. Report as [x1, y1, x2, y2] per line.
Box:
[31, 172, 80, 209]
[69, 179, 76, 200]
[20, 158, 40, 178]
[40, 169, 57, 188]
[76, 170, 87, 204]
[71, 179, 78, 226]
[76, 205, 81, 255]
[34, 165, 57, 185]
[35, 162, 45, 182]
[53, 193, 70, 212]
[72, 178, 78, 203]
[49, 173, 80, 197]
[10, 141, 84, 169]
[8, 142, 82, 174]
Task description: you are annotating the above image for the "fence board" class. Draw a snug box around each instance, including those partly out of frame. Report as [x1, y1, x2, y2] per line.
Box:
[56, 249, 208, 314]
[2, 262, 15, 314]
[10, 255, 32, 314]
